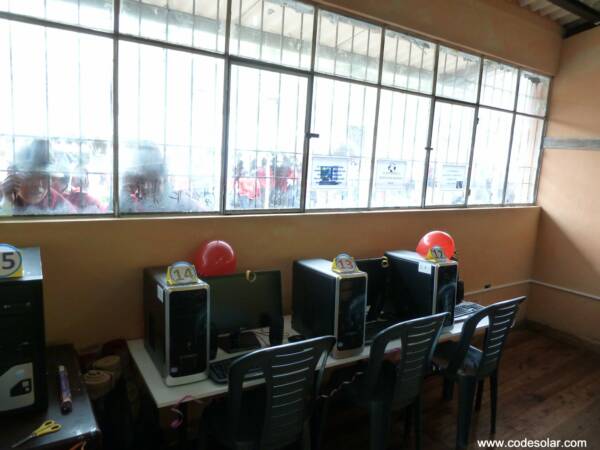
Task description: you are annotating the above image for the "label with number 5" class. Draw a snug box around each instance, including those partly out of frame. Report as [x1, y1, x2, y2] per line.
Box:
[0, 243, 23, 278]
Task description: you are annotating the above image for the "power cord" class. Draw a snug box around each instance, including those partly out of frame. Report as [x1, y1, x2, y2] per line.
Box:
[319, 371, 364, 400]
[170, 395, 205, 429]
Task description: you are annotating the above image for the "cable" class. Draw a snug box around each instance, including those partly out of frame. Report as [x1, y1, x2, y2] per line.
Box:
[170, 395, 205, 429]
[319, 371, 364, 400]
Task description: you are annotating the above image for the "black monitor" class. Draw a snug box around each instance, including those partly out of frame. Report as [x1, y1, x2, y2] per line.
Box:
[355, 257, 391, 322]
[204, 270, 284, 354]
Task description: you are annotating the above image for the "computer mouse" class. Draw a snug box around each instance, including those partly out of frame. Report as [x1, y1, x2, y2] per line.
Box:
[288, 334, 305, 343]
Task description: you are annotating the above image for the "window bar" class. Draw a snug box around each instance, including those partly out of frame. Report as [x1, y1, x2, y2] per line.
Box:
[298, 4, 318, 212]
[366, 25, 385, 209]
[187, 24, 196, 196]
[279, 3, 285, 65]
[420, 43, 439, 208]
[501, 68, 522, 204]
[298, 10, 303, 69]
[77, 30, 83, 206]
[406, 39, 412, 91]
[274, 72, 283, 209]
[392, 33, 399, 87]
[219, 0, 233, 213]
[532, 78, 552, 204]
[259, 0, 265, 61]
[332, 14, 339, 76]
[464, 58, 484, 206]
[417, 42, 424, 92]
[113, 0, 121, 216]
[8, 20, 16, 162]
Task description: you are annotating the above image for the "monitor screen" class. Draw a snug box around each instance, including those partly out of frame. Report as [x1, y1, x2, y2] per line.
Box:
[204, 270, 283, 334]
[355, 257, 389, 321]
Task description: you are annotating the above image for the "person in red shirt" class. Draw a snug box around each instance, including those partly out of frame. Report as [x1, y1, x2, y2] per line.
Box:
[0, 140, 75, 215]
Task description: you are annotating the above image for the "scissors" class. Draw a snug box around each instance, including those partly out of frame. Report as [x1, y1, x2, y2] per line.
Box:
[11, 420, 62, 448]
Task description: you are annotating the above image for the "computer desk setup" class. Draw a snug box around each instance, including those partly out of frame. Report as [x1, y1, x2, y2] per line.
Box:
[129, 251, 489, 409]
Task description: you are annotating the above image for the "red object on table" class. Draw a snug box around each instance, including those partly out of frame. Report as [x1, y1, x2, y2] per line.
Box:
[193, 240, 237, 277]
[416, 231, 456, 259]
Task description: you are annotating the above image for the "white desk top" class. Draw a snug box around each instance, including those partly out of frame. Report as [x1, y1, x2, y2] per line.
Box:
[128, 315, 488, 408]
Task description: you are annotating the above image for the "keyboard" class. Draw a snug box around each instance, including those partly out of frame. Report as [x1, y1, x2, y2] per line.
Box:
[454, 301, 485, 320]
[209, 356, 264, 384]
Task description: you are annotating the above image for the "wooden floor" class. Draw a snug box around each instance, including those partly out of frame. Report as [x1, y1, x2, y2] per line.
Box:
[321, 329, 600, 450]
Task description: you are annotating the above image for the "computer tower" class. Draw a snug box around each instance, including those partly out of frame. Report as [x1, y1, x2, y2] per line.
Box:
[143, 267, 210, 386]
[292, 258, 367, 359]
[386, 250, 457, 327]
[0, 247, 47, 415]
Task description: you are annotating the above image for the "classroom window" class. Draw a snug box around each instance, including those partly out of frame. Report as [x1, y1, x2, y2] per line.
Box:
[229, 0, 314, 70]
[371, 90, 431, 208]
[307, 77, 377, 209]
[0, 3, 550, 218]
[436, 46, 481, 103]
[505, 115, 544, 204]
[120, 0, 227, 52]
[425, 102, 475, 206]
[0, 20, 113, 216]
[118, 42, 224, 213]
[226, 65, 307, 211]
[315, 10, 382, 83]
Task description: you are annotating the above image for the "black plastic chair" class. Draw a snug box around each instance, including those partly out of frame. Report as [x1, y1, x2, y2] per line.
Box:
[433, 296, 525, 450]
[347, 312, 448, 450]
[205, 335, 335, 450]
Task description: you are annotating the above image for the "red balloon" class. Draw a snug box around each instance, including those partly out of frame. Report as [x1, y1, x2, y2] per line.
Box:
[416, 231, 455, 259]
[193, 240, 237, 277]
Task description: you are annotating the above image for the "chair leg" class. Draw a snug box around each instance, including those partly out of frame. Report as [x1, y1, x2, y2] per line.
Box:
[300, 421, 311, 450]
[404, 404, 413, 440]
[369, 402, 392, 450]
[443, 377, 455, 401]
[490, 370, 498, 435]
[475, 379, 484, 412]
[311, 398, 329, 450]
[456, 377, 477, 450]
[413, 396, 422, 450]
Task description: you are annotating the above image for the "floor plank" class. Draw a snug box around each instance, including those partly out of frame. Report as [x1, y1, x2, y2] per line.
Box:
[321, 329, 600, 450]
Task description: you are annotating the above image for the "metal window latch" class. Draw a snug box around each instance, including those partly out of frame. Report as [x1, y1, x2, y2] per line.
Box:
[425, 146, 433, 151]
[307, 132, 320, 139]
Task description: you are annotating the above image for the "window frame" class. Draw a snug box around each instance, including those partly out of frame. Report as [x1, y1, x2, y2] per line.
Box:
[0, 0, 550, 219]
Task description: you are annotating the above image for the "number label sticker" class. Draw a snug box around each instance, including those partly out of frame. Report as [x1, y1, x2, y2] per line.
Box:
[0, 244, 23, 278]
[426, 245, 447, 262]
[332, 253, 357, 274]
[166, 261, 199, 286]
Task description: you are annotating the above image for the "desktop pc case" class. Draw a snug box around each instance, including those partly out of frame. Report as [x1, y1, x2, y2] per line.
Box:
[292, 259, 367, 359]
[0, 247, 48, 415]
[143, 267, 210, 386]
[386, 250, 457, 327]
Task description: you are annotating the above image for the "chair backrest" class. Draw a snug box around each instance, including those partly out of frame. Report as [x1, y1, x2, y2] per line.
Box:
[447, 296, 525, 378]
[364, 313, 448, 406]
[227, 335, 335, 450]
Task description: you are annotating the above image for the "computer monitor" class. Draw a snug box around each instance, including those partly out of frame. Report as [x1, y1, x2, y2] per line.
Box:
[355, 257, 390, 322]
[204, 270, 284, 354]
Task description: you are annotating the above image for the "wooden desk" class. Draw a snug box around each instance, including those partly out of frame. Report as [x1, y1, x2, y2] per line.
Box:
[128, 315, 488, 409]
[0, 345, 101, 450]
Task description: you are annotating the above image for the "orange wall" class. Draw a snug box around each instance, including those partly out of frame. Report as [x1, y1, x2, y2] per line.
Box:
[1, 207, 538, 348]
[319, 0, 562, 74]
[531, 27, 600, 346]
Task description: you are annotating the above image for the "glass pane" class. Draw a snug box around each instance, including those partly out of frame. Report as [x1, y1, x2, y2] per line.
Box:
[480, 59, 518, 110]
[517, 70, 550, 116]
[230, 0, 314, 70]
[0, 21, 113, 216]
[119, 42, 224, 213]
[425, 102, 475, 206]
[2, 0, 113, 30]
[120, 0, 226, 52]
[468, 108, 512, 205]
[371, 90, 430, 207]
[505, 115, 543, 204]
[436, 46, 481, 103]
[315, 10, 382, 83]
[381, 30, 435, 94]
[307, 77, 377, 209]
[227, 65, 307, 211]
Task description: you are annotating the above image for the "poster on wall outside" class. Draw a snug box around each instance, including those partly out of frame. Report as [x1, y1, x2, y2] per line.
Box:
[440, 164, 466, 191]
[374, 160, 406, 188]
[311, 156, 349, 189]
